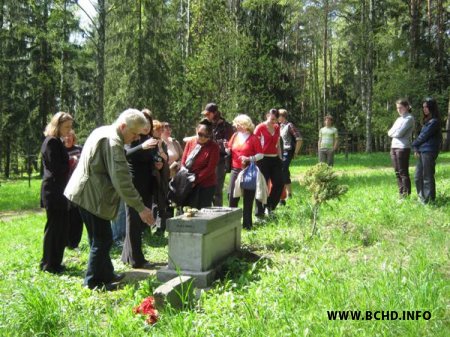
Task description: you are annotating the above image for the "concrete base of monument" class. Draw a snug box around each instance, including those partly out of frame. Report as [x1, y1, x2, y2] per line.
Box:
[156, 252, 237, 288]
[157, 266, 216, 289]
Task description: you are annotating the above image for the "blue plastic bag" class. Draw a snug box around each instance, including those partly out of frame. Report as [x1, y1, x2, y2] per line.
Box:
[241, 162, 257, 190]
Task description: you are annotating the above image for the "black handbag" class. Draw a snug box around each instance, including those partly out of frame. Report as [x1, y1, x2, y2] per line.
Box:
[167, 167, 195, 206]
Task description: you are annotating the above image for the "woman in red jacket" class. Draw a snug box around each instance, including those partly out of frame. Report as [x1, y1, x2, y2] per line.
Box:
[227, 114, 263, 229]
[181, 120, 220, 209]
[254, 108, 283, 216]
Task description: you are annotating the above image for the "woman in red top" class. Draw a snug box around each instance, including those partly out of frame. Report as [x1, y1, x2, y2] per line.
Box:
[181, 120, 220, 209]
[254, 108, 283, 216]
[227, 115, 263, 229]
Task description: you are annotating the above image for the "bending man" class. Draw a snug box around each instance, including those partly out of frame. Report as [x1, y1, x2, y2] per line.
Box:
[64, 109, 154, 290]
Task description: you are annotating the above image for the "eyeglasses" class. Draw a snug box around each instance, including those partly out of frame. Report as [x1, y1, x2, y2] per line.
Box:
[197, 132, 210, 139]
[424, 97, 434, 103]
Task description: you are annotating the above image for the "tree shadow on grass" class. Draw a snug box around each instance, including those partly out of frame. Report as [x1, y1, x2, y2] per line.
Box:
[339, 171, 394, 188]
[214, 249, 272, 290]
[256, 236, 305, 253]
[428, 194, 450, 209]
[64, 265, 86, 278]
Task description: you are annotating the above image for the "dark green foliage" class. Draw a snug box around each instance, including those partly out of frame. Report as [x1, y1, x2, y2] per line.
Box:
[1, 0, 448, 177]
[301, 163, 348, 236]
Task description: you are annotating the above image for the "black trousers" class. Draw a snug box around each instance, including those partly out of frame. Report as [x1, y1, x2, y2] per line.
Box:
[79, 208, 115, 288]
[186, 185, 216, 210]
[415, 151, 438, 203]
[390, 148, 411, 196]
[121, 205, 148, 267]
[67, 205, 83, 248]
[229, 168, 256, 228]
[255, 156, 283, 215]
[213, 157, 226, 207]
[40, 208, 69, 272]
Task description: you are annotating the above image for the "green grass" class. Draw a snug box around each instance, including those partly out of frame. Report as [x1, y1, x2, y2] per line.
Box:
[0, 177, 41, 212]
[0, 153, 449, 336]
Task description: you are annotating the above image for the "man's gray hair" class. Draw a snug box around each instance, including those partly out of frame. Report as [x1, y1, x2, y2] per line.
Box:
[114, 108, 149, 131]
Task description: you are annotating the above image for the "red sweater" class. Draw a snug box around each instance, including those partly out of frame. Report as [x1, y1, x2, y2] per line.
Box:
[181, 138, 220, 187]
[228, 133, 263, 169]
[254, 123, 280, 155]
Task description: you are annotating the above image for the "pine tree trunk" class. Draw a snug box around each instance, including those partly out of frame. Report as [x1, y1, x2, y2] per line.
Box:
[445, 92, 450, 151]
[323, 0, 329, 116]
[436, 0, 446, 91]
[408, 0, 421, 68]
[96, 0, 106, 126]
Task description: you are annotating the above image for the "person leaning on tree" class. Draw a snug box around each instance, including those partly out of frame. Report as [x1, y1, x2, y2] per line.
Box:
[64, 108, 155, 290]
[201, 103, 234, 207]
[318, 115, 338, 166]
[40, 111, 73, 274]
[388, 99, 415, 198]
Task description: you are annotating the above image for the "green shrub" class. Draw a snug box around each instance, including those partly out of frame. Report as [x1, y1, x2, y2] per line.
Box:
[301, 163, 348, 236]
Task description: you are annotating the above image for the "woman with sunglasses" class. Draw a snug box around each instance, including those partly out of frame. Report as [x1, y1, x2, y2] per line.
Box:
[180, 119, 220, 209]
[412, 97, 442, 204]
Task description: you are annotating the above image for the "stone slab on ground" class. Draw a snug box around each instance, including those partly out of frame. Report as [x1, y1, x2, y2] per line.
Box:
[153, 275, 194, 309]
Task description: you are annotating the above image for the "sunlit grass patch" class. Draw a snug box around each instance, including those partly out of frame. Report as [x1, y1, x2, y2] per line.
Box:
[0, 153, 449, 336]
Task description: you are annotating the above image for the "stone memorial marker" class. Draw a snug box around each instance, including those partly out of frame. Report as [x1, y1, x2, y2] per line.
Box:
[157, 207, 242, 288]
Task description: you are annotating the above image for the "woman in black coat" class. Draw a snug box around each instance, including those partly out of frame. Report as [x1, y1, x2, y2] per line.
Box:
[121, 110, 162, 268]
[40, 111, 73, 273]
[412, 97, 442, 203]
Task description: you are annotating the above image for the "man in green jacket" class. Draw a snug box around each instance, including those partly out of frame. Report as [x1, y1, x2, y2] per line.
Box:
[64, 108, 154, 290]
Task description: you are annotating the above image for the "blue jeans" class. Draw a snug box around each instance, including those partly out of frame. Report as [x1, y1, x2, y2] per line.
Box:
[282, 149, 295, 184]
[111, 200, 126, 244]
[415, 152, 438, 203]
[79, 208, 115, 288]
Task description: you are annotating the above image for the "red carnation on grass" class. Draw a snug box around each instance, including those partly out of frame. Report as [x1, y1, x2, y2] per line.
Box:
[133, 296, 159, 325]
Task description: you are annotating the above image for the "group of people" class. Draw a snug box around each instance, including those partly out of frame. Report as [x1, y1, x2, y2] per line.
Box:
[38, 97, 443, 290]
[39, 105, 303, 290]
[388, 97, 442, 204]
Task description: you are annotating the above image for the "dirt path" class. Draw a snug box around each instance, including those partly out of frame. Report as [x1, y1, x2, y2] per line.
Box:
[0, 208, 43, 222]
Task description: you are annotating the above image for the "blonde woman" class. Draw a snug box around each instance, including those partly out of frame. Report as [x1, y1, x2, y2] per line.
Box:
[227, 114, 263, 229]
[40, 111, 73, 274]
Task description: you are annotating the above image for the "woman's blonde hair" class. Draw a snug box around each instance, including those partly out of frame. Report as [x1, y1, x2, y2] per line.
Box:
[44, 112, 73, 137]
[233, 114, 255, 133]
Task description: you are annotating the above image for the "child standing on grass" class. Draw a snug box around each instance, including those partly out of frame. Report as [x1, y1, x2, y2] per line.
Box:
[318, 115, 338, 166]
